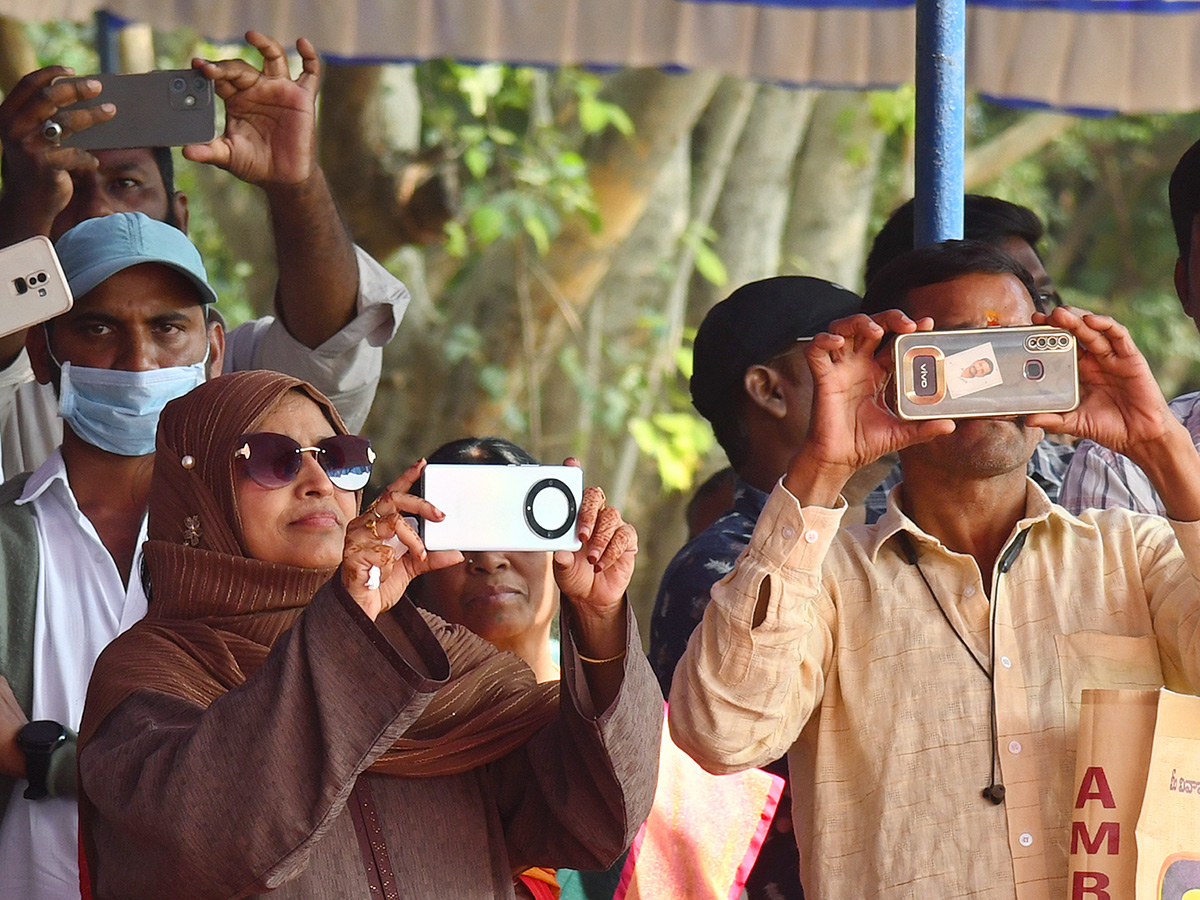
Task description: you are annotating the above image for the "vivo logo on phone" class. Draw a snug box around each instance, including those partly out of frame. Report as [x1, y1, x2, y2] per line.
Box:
[912, 355, 938, 397]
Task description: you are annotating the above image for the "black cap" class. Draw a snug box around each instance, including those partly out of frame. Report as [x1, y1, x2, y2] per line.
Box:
[690, 276, 861, 423]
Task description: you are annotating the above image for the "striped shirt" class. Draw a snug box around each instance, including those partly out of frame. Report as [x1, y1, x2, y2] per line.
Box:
[1059, 390, 1200, 515]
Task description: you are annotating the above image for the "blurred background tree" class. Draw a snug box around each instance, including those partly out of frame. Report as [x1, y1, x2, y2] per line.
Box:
[3, 16, 1199, 620]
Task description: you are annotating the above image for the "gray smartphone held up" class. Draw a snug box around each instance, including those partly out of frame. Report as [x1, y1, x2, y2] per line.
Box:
[58, 69, 217, 150]
[0, 236, 73, 338]
[894, 326, 1079, 420]
[421, 464, 584, 552]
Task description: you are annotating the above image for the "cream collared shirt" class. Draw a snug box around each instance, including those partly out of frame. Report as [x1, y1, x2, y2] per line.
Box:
[669, 478, 1200, 900]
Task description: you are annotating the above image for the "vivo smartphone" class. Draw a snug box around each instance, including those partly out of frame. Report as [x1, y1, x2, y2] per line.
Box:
[58, 70, 217, 150]
[420, 464, 584, 552]
[0, 237, 73, 337]
[894, 326, 1079, 420]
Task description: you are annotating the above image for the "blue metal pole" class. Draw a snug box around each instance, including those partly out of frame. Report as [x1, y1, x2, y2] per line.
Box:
[913, 0, 966, 246]
[95, 10, 121, 74]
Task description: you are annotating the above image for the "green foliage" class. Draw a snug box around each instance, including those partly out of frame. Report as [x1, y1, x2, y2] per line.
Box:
[969, 101, 1200, 396]
[869, 84, 916, 139]
[419, 61, 619, 262]
[682, 224, 728, 287]
[629, 412, 714, 492]
[24, 21, 96, 72]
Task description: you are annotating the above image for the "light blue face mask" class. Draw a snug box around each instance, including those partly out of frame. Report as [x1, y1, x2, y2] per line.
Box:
[54, 345, 210, 457]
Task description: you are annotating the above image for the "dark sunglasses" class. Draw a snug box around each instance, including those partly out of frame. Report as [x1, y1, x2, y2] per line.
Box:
[234, 432, 375, 492]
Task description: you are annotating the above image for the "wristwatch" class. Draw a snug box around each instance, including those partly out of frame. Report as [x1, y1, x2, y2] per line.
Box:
[16, 720, 66, 800]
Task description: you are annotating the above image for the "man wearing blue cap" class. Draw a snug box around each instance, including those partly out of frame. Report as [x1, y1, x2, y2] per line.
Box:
[0, 212, 227, 900]
[0, 31, 406, 478]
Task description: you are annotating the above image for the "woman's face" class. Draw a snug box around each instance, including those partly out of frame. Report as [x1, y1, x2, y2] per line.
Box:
[420, 550, 557, 646]
[234, 392, 358, 568]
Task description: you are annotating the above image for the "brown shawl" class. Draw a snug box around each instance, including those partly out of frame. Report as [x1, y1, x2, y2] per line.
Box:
[79, 371, 557, 777]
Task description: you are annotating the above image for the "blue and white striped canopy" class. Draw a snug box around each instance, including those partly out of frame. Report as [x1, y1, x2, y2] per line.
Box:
[6, 0, 1200, 112]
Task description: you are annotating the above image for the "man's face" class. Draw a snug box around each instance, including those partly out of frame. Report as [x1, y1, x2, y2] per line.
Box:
[50, 149, 189, 240]
[765, 339, 816, 445]
[998, 236, 1058, 313]
[898, 272, 1043, 477]
[30, 263, 218, 382]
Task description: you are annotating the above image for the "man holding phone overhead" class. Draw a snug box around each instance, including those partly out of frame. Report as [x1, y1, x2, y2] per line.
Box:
[669, 240, 1200, 900]
[0, 30, 407, 475]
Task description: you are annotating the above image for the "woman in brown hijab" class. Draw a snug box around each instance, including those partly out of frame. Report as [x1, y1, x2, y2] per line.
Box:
[76, 371, 661, 900]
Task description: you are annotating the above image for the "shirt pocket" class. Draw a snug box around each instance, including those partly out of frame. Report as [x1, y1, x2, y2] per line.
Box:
[1055, 632, 1164, 731]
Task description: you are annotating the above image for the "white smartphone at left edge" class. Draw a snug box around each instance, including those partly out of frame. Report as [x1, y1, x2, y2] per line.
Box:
[0, 236, 73, 338]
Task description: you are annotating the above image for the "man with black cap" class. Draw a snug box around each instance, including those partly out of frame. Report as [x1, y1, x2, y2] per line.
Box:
[648, 275, 860, 900]
[1060, 138, 1200, 514]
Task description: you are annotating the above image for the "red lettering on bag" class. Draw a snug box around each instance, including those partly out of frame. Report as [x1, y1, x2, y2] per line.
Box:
[1074, 767, 1116, 808]
[1072, 871, 1111, 900]
[1070, 821, 1120, 855]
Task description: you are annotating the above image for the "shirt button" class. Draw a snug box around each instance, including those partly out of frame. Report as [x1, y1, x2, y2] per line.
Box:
[804, 529, 819, 543]
[1019, 833, 1034, 847]
[963, 584, 976, 598]
[781, 526, 795, 540]
[1008, 740, 1022, 755]
[1001, 656, 1012, 669]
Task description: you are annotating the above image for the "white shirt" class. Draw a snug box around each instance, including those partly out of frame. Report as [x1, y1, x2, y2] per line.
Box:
[0, 450, 147, 900]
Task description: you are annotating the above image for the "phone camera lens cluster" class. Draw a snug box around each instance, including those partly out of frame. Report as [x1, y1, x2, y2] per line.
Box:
[1025, 333, 1071, 352]
[168, 74, 209, 111]
[11, 271, 48, 295]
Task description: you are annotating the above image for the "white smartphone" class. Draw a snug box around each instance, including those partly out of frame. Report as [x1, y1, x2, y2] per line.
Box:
[0, 237, 73, 337]
[420, 464, 584, 552]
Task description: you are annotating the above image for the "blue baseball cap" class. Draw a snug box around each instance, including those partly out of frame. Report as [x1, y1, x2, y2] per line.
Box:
[54, 212, 218, 306]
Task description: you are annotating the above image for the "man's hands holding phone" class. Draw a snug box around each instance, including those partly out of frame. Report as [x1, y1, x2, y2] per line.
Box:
[0, 69, 113, 240]
[0, 30, 320, 244]
[784, 311, 954, 508]
[184, 31, 320, 187]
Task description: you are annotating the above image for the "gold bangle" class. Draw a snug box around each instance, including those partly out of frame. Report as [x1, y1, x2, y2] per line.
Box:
[577, 649, 626, 665]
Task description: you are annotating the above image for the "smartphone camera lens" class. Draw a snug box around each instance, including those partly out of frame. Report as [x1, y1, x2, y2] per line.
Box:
[35, 272, 46, 284]
[192, 75, 208, 91]
[171, 76, 187, 92]
[1023, 359, 1045, 381]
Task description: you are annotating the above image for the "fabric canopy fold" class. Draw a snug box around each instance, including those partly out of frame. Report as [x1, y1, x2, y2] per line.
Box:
[6, 0, 1200, 112]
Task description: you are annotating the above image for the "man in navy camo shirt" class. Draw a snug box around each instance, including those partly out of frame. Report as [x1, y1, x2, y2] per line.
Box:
[650, 276, 859, 900]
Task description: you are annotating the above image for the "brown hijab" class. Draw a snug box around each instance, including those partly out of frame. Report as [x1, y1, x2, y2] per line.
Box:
[79, 370, 558, 775]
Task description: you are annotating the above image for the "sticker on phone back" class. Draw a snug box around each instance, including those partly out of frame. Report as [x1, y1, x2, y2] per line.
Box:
[945, 342, 1002, 399]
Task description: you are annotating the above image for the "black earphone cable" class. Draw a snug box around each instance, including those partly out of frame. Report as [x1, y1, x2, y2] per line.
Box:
[896, 528, 1028, 805]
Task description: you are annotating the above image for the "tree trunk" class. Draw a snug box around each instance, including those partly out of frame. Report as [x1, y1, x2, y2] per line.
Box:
[319, 63, 458, 259]
[691, 83, 816, 314]
[783, 90, 886, 292]
[0, 15, 36, 93]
